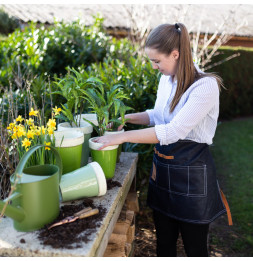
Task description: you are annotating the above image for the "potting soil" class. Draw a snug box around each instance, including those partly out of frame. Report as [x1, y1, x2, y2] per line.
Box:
[37, 181, 122, 249]
[38, 199, 106, 249]
[106, 179, 122, 190]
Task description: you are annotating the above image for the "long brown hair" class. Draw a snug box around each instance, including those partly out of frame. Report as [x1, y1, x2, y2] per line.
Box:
[145, 23, 223, 112]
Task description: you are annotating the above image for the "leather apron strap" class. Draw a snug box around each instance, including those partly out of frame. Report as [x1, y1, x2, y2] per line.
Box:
[154, 147, 174, 160]
[220, 189, 233, 226]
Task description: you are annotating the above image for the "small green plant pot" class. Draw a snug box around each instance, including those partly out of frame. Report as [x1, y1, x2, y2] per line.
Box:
[54, 130, 84, 174]
[60, 162, 107, 202]
[89, 137, 118, 179]
[104, 129, 124, 163]
[58, 121, 93, 167]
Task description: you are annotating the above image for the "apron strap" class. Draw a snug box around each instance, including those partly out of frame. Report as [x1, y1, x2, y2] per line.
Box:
[154, 147, 174, 160]
[220, 189, 233, 226]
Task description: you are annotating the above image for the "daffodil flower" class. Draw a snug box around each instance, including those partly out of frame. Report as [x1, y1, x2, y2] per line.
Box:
[7, 122, 16, 130]
[26, 118, 34, 126]
[44, 142, 51, 150]
[16, 115, 24, 122]
[22, 138, 31, 148]
[27, 130, 35, 139]
[17, 125, 26, 137]
[47, 119, 56, 129]
[53, 106, 62, 116]
[29, 107, 39, 117]
[37, 126, 46, 135]
[47, 127, 54, 135]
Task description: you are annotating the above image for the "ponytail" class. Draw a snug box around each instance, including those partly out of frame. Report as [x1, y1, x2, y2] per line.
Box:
[145, 23, 223, 113]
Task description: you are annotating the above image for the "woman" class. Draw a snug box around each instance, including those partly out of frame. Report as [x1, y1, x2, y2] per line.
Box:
[94, 23, 231, 257]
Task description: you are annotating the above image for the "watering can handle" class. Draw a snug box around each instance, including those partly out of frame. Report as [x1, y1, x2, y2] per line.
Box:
[15, 145, 62, 181]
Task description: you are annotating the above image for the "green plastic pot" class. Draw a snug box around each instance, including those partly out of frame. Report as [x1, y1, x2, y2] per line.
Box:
[58, 121, 93, 167]
[104, 129, 124, 163]
[89, 137, 118, 179]
[0, 144, 62, 232]
[54, 130, 84, 174]
[60, 162, 107, 202]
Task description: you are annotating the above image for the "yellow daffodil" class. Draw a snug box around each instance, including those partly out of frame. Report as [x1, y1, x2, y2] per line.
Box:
[36, 126, 46, 135]
[7, 122, 16, 130]
[16, 115, 24, 122]
[26, 118, 34, 126]
[22, 138, 31, 148]
[47, 127, 54, 135]
[27, 130, 35, 139]
[17, 125, 26, 138]
[11, 132, 18, 139]
[47, 119, 56, 130]
[44, 142, 51, 150]
[53, 106, 62, 116]
[29, 107, 39, 117]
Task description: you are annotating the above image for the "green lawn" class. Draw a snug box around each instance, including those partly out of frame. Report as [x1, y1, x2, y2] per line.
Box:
[210, 117, 253, 256]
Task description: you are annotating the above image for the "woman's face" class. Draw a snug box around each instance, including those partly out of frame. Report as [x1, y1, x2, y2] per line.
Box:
[145, 47, 179, 76]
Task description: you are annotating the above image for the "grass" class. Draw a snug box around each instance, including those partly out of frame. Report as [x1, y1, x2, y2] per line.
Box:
[210, 117, 253, 256]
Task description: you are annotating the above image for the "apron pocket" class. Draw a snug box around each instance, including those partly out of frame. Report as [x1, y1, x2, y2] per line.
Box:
[155, 159, 207, 197]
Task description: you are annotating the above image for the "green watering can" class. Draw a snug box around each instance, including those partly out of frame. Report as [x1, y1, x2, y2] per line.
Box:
[0, 144, 62, 232]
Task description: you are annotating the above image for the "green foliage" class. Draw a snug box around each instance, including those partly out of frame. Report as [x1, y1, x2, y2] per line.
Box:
[87, 56, 160, 114]
[81, 82, 130, 136]
[0, 8, 19, 35]
[0, 16, 112, 89]
[52, 67, 103, 126]
[206, 47, 253, 119]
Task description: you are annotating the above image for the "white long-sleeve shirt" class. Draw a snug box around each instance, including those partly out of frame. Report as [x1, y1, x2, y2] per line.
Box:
[146, 73, 220, 145]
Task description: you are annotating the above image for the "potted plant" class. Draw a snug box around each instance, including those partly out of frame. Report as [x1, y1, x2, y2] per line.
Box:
[104, 102, 132, 162]
[6, 106, 59, 167]
[52, 67, 102, 166]
[81, 82, 129, 179]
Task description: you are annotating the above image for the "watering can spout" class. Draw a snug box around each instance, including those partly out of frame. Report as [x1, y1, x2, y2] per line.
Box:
[0, 192, 25, 222]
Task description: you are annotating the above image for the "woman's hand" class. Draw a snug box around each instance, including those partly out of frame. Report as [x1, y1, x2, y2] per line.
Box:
[93, 133, 125, 150]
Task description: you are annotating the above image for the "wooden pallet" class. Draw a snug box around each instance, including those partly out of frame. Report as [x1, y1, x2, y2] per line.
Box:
[103, 191, 139, 257]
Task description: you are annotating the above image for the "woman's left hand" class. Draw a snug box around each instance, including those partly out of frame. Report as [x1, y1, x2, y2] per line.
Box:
[93, 133, 125, 150]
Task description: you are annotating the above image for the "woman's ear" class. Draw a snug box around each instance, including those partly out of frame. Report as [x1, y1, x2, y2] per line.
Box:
[172, 50, 180, 60]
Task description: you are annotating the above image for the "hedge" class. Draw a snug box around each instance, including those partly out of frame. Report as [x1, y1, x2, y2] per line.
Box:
[206, 46, 253, 120]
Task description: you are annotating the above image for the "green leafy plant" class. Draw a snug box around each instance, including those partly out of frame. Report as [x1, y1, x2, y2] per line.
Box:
[81, 82, 131, 136]
[52, 67, 103, 127]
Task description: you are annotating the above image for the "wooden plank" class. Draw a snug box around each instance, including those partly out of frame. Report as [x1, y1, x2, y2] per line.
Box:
[93, 153, 138, 257]
[125, 191, 139, 212]
[0, 152, 138, 257]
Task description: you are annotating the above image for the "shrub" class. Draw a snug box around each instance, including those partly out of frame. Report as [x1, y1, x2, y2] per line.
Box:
[0, 8, 19, 35]
[206, 46, 253, 119]
[0, 16, 112, 89]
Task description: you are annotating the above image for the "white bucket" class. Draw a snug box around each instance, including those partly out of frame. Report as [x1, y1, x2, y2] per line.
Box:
[75, 113, 98, 127]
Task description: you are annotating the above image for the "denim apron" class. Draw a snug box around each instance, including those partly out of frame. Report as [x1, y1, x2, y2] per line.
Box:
[147, 140, 227, 224]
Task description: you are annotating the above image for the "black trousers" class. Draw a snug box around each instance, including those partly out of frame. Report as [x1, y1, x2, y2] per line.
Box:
[153, 210, 210, 257]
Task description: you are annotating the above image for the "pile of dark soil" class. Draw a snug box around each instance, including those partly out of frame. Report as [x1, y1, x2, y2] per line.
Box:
[38, 199, 106, 249]
[106, 179, 122, 190]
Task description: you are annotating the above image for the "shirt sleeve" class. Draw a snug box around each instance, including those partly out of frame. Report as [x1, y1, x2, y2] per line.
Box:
[146, 109, 155, 126]
[155, 77, 219, 145]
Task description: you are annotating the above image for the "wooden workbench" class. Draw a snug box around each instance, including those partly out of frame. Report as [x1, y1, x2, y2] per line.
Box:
[0, 152, 138, 257]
